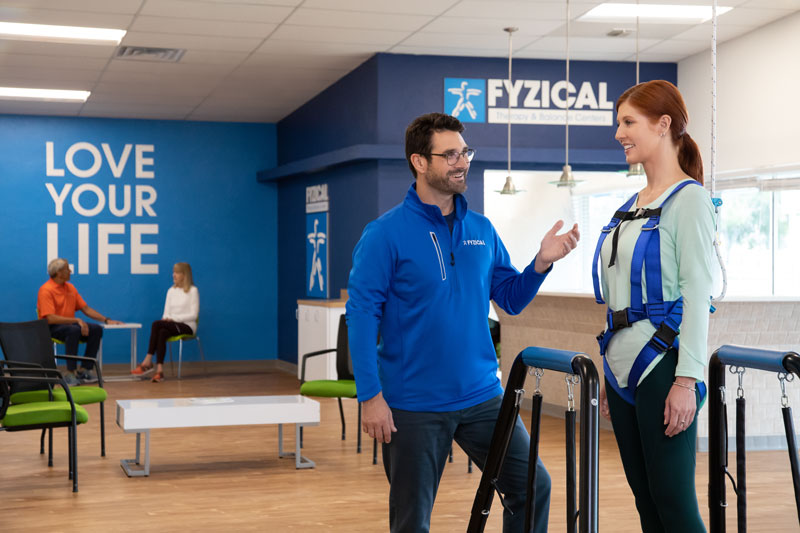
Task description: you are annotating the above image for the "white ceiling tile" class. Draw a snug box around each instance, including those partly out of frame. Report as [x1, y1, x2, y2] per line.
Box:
[0, 100, 83, 115]
[79, 102, 196, 120]
[240, 51, 368, 72]
[178, 49, 250, 65]
[640, 38, 710, 56]
[551, 21, 696, 39]
[270, 25, 408, 45]
[742, 0, 800, 8]
[0, 0, 144, 14]
[0, 76, 93, 90]
[129, 16, 277, 39]
[197, 0, 301, 5]
[520, 35, 661, 54]
[424, 17, 563, 36]
[442, 1, 598, 21]
[105, 59, 237, 76]
[0, 53, 110, 70]
[284, 7, 430, 31]
[92, 80, 212, 97]
[0, 39, 116, 58]
[718, 6, 796, 24]
[253, 39, 380, 56]
[122, 31, 263, 52]
[0, 7, 133, 27]
[399, 31, 515, 49]
[514, 49, 633, 61]
[0, 65, 101, 83]
[228, 65, 347, 83]
[87, 90, 206, 106]
[670, 22, 756, 41]
[139, 0, 294, 23]
[636, 51, 691, 62]
[389, 45, 510, 58]
[301, 0, 456, 16]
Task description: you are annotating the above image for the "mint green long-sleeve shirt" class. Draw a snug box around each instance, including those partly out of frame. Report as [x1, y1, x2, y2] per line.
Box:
[600, 179, 716, 387]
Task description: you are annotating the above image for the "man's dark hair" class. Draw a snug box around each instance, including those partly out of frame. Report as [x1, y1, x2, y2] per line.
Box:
[405, 113, 464, 178]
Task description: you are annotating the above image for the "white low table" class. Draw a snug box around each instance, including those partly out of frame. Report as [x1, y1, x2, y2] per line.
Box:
[116, 395, 320, 476]
[99, 322, 143, 382]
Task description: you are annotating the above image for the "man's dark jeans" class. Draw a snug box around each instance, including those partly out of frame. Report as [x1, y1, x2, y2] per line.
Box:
[49, 322, 102, 371]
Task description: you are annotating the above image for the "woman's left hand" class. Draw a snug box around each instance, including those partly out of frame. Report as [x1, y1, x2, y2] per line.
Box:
[663, 377, 697, 437]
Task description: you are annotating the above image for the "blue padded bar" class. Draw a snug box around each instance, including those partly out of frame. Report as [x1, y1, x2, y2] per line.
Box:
[520, 346, 582, 374]
[715, 344, 793, 373]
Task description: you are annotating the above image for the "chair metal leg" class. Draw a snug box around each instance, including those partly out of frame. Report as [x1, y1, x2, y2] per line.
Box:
[468, 457, 473, 473]
[449, 446, 454, 463]
[178, 339, 183, 380]
[100, 401, 106, 457]
[48, 427, 53, 466]
[196, 336, 208, 376]
[337, 398, 346, 441]
[373, 438, 378, 465]
[169, 342, 175, 376]
[40, 428, 46, 454]
[68, 426, 73, 480]
[357, 401, 362, 453]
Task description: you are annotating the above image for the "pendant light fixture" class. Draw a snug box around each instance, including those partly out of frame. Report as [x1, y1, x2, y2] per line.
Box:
[498, 26, 524, 195]
[627, 0, 646, 178]
[551, 0, 582, 188]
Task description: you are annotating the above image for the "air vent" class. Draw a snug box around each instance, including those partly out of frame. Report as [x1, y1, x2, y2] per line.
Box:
[115, 46, 186, 63]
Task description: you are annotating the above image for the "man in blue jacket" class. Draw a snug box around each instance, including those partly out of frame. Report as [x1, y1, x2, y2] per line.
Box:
[346, 112, 580, 533]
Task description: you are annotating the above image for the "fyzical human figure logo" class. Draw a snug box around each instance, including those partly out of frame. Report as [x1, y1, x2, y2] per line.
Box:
[308, 218, 326, 292]
[448, 81, 482, 120]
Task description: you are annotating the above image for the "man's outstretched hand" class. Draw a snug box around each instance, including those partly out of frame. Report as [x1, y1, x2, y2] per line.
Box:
[534, 220, 580, 273]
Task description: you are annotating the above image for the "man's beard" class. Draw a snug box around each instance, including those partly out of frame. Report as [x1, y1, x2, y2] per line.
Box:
[424, 167, 468, 195]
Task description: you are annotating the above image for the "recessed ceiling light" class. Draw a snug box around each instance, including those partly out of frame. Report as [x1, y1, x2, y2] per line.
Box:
[579, 3, 733, 24]
[0, 87, 90, 102]
[0, 21, 125, 45]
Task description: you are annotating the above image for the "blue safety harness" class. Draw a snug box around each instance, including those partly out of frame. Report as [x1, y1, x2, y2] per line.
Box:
[592, 180, 707, 405]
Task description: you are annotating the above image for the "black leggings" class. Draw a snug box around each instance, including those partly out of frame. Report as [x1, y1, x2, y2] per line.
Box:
[147, 320, 193, 365]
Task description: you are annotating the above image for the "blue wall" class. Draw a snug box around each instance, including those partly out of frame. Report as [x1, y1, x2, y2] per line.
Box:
[0, 115, 278, 364]
[270, 52, 677, 364]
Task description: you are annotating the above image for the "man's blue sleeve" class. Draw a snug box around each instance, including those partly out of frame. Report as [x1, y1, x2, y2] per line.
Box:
[489, 227, 551, 315]
[345, 222, 392, 402]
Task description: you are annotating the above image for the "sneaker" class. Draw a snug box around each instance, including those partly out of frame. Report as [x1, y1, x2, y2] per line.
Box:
[76, 369, 98, 384]
[62, 372, 80, 387]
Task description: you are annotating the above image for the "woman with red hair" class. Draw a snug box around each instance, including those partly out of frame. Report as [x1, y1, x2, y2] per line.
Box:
[594, 80, 714, 532]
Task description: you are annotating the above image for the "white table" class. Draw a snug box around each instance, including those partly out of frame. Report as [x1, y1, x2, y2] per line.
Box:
[116, 395, 320, 476]
[99, 322, 142, 381]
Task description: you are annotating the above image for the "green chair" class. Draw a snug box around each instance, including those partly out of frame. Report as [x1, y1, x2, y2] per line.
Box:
[0, 360, 88, 492]
[167, 319, 207, 380]
[300, 314, 367, 456]
[0, 319, 107, 457]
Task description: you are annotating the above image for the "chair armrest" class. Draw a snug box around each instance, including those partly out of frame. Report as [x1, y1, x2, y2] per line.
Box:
[55, 354, 104, 387]
[300, 348, 336, 384]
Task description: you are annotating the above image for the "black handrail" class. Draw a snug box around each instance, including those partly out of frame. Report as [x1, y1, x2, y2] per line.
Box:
[708, 345, 800, 532]
[467, 346, 599, 533]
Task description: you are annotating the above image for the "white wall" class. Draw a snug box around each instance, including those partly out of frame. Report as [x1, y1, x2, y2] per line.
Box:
[679, 11, 800, 176]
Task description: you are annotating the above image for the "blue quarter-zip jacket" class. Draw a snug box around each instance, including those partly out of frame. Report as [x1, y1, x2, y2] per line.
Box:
[346, 184, 550, 412]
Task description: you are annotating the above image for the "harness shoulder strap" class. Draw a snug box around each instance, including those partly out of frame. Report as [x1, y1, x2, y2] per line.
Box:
[591, 193, 637, 305]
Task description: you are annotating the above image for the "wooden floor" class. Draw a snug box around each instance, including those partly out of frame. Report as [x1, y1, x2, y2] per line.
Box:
[2, 365, 798, 532]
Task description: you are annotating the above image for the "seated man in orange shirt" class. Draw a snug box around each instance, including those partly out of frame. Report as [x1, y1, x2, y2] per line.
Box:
[38, 258, 123, 386]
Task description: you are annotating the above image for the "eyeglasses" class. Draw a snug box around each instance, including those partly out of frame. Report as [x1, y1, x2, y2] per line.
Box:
[427, 148, 475, 165]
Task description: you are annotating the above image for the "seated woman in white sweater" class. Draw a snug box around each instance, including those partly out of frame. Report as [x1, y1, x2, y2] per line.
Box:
[132, 262, 199, 382]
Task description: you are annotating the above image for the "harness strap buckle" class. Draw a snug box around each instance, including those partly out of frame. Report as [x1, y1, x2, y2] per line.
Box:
[650, 321, 678, 350]
[610, 309, 630, 331]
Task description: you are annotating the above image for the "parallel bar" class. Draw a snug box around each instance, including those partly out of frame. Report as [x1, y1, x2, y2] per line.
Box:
[708, 351, 729, 532]
[714, 345, 792, 373]
[573, 356, 599, 533]
[520, 346, 577, 374]
[566, 409, 577, 533]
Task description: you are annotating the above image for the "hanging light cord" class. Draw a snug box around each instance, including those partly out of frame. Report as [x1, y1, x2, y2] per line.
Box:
[711, 0, 728, 302]
[636, 0, 640, 85]
[507, 29, 512, 177]
[565, 0, 570, 166]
